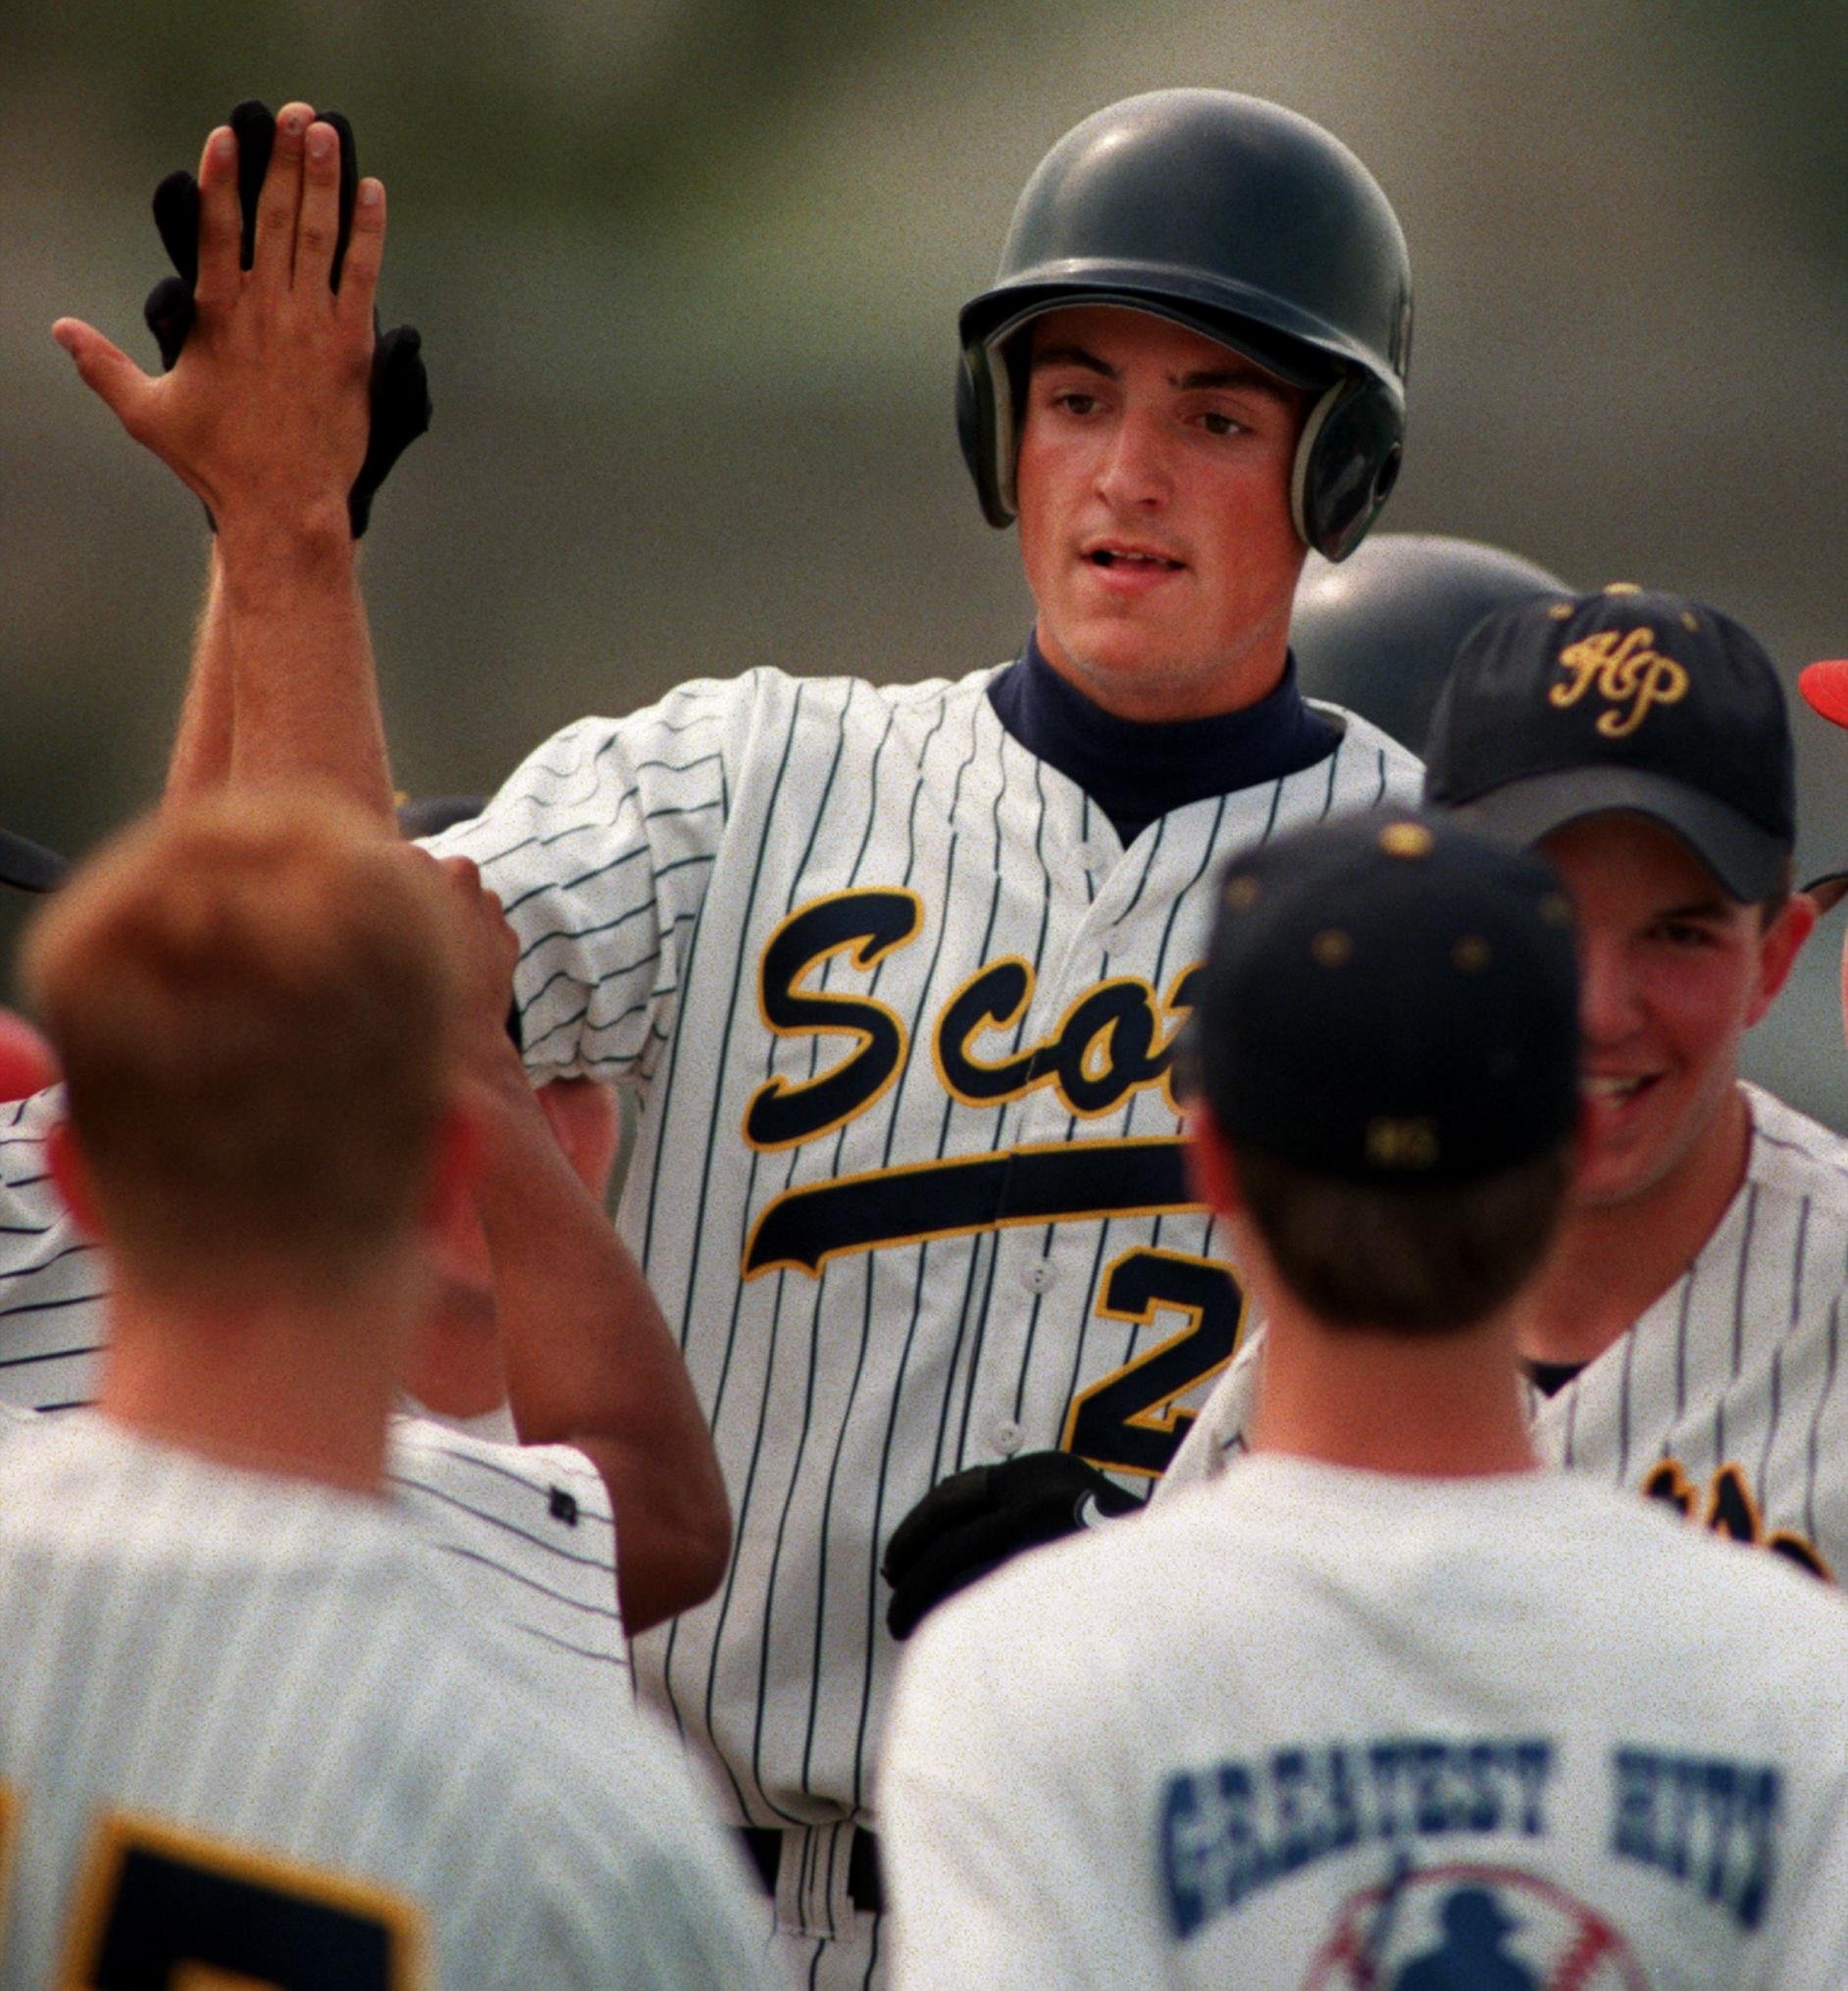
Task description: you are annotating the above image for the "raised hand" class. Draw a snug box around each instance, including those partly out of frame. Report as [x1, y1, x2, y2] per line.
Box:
[141, 102, 429, 536]
[55, 104, 385, 548]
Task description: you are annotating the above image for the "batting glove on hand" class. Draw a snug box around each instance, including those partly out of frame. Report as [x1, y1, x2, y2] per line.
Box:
[143, 100, 431, 537]
[882, 1451, 1141, 1641]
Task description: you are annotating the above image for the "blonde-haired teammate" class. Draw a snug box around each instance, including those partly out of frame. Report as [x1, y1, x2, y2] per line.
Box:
[0, 791, 767, 1989]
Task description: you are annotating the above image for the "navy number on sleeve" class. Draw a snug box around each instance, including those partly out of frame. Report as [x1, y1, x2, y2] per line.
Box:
[1062, 1248, 1246, 1477]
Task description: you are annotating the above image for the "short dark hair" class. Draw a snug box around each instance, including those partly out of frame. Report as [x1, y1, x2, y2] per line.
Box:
[1233, 1137, 1572, 1334]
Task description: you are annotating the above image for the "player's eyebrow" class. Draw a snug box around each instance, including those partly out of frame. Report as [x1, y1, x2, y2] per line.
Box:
[1029, 343, 1295, 402]
[1030, 343, 1116, 379]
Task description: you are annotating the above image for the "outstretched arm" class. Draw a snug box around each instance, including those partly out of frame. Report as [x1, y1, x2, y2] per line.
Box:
[56, 105, 393, 823]
[438, 854, 732, 1636]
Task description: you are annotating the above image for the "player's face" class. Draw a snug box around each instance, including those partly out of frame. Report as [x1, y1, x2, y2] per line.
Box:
[1013, 305, 1309, 723]
[1540, 815, 1808, 1211]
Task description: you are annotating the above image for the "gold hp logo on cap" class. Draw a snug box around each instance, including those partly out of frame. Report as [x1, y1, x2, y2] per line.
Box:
[1551, 627, 1688, 740]
[1365, 1117, 1440, 1169]
[1453, 936, 1492, 973]
[1378, 822, 1433, 859]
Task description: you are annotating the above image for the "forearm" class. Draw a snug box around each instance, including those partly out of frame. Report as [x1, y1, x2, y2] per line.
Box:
[466, 1062, 731, 1634]
[165, 549, 233, 802]
[215, 514, 395, 826]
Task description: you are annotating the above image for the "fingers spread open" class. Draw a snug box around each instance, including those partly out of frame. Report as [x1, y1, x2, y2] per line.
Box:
[252, 101, 313, 298]
[193, 127, 242, 310]
[336, 180, 386, 331]
[295, 120, 342, 294]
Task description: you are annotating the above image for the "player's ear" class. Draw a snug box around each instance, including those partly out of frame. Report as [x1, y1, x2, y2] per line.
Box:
[1746, 891, 1818, 1028]
[44, 1118, 101, 1240]
[1185, 1103, 1246, 1219]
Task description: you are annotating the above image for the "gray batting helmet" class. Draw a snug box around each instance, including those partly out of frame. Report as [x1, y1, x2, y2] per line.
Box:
[1294, 534, 1569, 752]
[957, 89, 1412, 562]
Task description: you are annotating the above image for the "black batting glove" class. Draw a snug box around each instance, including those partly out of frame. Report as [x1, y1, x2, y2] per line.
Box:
[141, 100, 430, 537]
[882, 1451, 1142, 1641]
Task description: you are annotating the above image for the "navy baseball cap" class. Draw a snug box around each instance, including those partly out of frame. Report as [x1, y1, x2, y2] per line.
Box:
[1423, 584, 1794, 902]
[1193, 813, 1579, 1184]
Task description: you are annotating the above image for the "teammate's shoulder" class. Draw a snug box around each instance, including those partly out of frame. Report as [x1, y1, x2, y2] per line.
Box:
[1743, 1082, 1848, 1215]
[467, 1681, 768, 1974]
[1583, 1471, 1848, 1665]
[1303, 697, 1425, 785]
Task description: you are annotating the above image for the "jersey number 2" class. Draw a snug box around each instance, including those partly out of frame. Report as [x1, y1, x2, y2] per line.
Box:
[1062, 1248, 1245, 1478]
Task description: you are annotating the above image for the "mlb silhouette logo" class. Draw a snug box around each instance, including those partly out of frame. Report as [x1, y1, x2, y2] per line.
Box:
[1304, 1863, 1647, 1989]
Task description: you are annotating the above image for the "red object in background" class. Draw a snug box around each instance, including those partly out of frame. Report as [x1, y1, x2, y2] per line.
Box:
[0, 1013, 57, 1102]
[1799, 660, 1848, 730]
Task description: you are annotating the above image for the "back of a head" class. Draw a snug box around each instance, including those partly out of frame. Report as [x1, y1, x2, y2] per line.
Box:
[1192, 813, 1580, 1331]
[24, 790, 461, 1296]
[1292, 534, 1569, 753]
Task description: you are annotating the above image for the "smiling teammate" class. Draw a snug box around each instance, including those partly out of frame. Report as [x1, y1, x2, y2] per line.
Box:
[56, 88, 1419, 1984]
[1164, 585, 1848, 1584]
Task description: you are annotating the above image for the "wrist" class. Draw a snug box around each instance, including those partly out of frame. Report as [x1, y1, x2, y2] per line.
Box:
[215, 501, 356, 591]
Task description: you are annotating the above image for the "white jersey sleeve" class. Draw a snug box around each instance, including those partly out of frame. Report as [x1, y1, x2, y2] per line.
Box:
[423, 678, 756, 1086]
[385, 1416, 630, 1722]
[0, 1090, 106, 1414]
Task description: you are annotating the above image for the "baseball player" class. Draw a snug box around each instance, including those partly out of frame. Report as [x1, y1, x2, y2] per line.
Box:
[0, 817, 710, 1712]
[1164, 586, 1848, 1587]
[56, 89, 1421, 1984]
[0, 893, 655, 1732]
[0, 789, 769, 1989]
[1291, 532, 1569, 753]
[880, 811, 1848, 1990]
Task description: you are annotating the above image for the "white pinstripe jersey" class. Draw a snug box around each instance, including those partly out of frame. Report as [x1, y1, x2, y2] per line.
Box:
[882, 1456, 1848, 1990]
[428, 661, 1421, 1835]
[0, 1414, 770, 1990]
[1161, 1085, 1848, 1582]
[0, 1088, 631, 1716]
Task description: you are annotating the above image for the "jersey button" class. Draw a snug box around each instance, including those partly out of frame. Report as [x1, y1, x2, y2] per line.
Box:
[1021, 1260, 1053, 1294]
[992, 1419, 1024, 1455]
[1075, 840, 1106, 872]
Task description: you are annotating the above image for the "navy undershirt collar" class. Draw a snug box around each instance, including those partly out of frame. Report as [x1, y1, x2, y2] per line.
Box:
[987, 632, 1340, 847]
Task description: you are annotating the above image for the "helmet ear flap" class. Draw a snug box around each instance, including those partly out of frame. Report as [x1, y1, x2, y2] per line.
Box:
[956, 341, 1022, 529]
[1291, 376, 1405, 562]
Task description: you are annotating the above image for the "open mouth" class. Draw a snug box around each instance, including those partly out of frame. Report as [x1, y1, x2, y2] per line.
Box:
[1087, 548, 1184, 572]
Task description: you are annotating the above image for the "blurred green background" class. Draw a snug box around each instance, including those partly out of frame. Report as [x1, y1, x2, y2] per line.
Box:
[4, 1, 1847, 1117]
